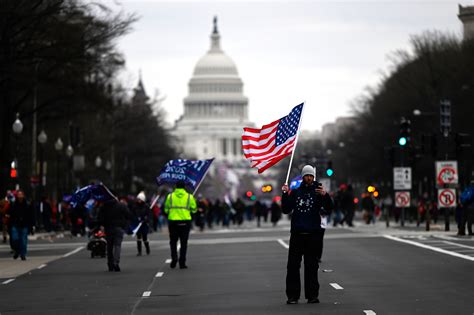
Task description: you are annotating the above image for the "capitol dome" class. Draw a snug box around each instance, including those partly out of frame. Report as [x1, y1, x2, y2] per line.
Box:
[184, 17, 248, 112]
[192, 18, 239, 77]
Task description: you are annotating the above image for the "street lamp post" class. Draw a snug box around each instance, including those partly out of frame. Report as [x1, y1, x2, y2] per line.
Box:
[95, 156, 102, 183]
[37, 130, 47, 230]
[54, 138, 63, 202]
[66, 145, 74, 191]
[12, 113, 23, 189]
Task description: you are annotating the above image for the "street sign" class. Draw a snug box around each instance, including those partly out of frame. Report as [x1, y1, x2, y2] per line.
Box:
[437, 188, 457, 208]
[393, 167, 412, 190]
[395, 191, 411, 208]
[435, 161, 458, 186]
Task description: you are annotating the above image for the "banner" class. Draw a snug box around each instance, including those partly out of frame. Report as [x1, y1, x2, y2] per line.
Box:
[156, 158, 214, 190]
[70, 183, 116, 208]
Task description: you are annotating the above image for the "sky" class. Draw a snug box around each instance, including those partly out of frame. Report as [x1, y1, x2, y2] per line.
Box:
[105, 0, 468, 131]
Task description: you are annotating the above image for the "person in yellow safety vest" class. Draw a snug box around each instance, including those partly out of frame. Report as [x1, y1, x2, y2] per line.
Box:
[164, 180, 197, 269]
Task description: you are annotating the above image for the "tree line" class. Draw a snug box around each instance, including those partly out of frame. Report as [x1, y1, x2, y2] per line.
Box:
[0, 0, 176, 198]
[298, 31, 474, 195]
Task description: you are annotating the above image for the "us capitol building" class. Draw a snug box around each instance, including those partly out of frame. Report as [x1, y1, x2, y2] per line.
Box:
[171, 18, 276, 197]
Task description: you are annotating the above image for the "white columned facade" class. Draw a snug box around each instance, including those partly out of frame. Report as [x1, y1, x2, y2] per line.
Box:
[171, 17, 252, 164]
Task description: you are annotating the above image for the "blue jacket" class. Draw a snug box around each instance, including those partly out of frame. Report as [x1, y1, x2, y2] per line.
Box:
[282, 182, 334, 233]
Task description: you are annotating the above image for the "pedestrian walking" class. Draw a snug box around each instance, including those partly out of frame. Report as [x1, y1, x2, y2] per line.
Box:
[281, 165, 334, 304]
[164, 180, 197, 269]
[460, 182, 474, 235]
[98, 197, 131, 272]
[9, 190, 34, 260]
[132, 191, 151, 256]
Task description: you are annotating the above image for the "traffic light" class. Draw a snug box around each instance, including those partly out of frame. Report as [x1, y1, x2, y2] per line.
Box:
[10, 161, 17, 178]
[325, 161, 334, 177]
[261, 185, 273, 193]
[399, 117, 411, 147]
[246, 191, 253, 198]
[440, 99, 451, 138]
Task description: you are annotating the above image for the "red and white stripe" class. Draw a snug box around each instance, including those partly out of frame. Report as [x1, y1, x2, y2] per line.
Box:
[241, 119, 297, 173]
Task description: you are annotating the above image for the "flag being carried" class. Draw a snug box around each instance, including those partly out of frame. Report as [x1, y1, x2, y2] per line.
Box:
[242, 103, 304, 174]
[156, 158, 214, 193]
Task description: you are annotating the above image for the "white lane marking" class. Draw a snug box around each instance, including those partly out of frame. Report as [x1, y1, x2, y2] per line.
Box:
[277, 239, 289, 249]
[364, 310, 376, 315]
[384, 235, 474, 262]
[155, 272, 164, 277]
[442, 241, 474, 250]
[2, 279, 15, 285]
[330, 283, 344, 290]
[63, 246, 85, 258]
[165, 259, 171, 264]
[177, 243, 181, 251]
[142, 291, 151, 297]
[37, 264, 47, 270]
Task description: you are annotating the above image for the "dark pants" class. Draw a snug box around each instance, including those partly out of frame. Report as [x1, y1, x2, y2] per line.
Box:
[168, 221, 191, 266]
[286, 232, 321, 300]
[11, 226, 28, 257]
[317, 229, 325, 260]
[106, 227, 124, 266]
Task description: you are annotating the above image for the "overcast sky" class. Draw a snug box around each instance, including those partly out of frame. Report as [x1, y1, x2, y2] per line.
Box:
[106, 0, 467, 131]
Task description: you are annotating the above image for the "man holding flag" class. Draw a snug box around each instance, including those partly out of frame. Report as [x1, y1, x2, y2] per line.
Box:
[164, 181, 197, 269]
[281, 165, 333, 304]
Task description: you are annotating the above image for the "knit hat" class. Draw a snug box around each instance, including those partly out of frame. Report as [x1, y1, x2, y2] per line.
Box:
[137, 191, 146, 202]
[301, 165, 315, 177]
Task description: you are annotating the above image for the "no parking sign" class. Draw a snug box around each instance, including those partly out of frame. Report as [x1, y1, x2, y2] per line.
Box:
[438, 189, 457, 208]
[395, 191, 411, 208]
[436, 161, 458, 186]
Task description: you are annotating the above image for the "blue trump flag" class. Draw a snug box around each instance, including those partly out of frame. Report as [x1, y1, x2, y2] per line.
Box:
[156, 158, 214, 191]
[70, 183, 116, 208]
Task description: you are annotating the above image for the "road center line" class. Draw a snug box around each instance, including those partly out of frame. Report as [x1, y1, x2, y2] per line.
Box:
[384, 235, 474, 262]
[155, 272, 164, 277]
[2, 279, 15, 285]
[37, 264, 47, 269]
[63, 246, 85, 258]
[330, 283, 344, 290]
[277, 239, 289, 249]
[363, 310, 376, 315]
[142, 291, 151, 297]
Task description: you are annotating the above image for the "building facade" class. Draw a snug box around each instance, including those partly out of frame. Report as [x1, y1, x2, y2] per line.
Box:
[458, 5, 474, 40]
[171, 18, 252, 164]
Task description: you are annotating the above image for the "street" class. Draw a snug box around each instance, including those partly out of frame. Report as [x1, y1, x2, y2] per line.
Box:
[1, 220, 473, 315]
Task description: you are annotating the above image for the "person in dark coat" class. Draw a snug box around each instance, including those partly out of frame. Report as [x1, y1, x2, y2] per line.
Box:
[281, 165, 334, 305]
[270, 201, 282, 227]
[9, 190, 34, 260]
[132, 192, 151, 256]
[98, 197, 131, 272]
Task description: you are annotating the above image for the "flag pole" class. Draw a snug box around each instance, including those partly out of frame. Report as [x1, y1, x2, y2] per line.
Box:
[192, 162, 213, 195]
[149, 194, 160, 210]
[285, 102, 306, 185]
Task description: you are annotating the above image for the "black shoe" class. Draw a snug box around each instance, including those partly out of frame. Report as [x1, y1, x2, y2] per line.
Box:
[179, 265, 188, 269]
[286, 298, 298, 304]
[20, 255, 26, 261]
[13, 253, 19, 260]
[307, 298, 320, 304]
[137, 252, 142, 256]
[113, 264, 121, 272]
[108, 264, 114, 272]
[170, 260, 177, 269]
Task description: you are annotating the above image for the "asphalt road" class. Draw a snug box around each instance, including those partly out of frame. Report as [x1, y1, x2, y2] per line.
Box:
[1, 221, 473, 315]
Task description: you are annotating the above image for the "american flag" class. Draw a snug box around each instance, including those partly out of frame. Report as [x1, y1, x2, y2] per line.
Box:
[242, 103, 304, 173]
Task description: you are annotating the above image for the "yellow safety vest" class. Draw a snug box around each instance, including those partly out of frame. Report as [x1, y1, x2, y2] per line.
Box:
[164, 188, 197, 221]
